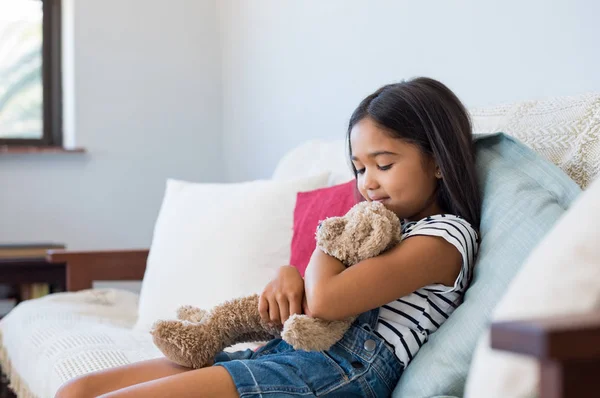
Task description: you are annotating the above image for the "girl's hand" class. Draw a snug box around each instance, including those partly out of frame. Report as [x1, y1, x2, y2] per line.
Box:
[258, 265, 304, 326]
[302, 294, 313, 317]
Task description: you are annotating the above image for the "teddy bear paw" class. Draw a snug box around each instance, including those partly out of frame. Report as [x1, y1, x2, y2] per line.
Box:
[150, 320, 215, 369]
[281, 314, 352, 352]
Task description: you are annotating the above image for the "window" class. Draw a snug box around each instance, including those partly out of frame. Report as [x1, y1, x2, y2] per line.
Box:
[0, 0, 62, 147]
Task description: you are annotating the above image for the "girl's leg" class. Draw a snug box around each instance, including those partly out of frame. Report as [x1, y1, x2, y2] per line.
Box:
[55, 357, 192, 398]
[98, 366, 238, 398]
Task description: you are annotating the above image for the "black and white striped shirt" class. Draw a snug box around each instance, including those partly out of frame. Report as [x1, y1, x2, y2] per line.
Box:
[375, 214, 479, 367]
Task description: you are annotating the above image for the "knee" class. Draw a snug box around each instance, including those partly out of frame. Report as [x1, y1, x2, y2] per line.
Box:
[54, 374, 96, 398]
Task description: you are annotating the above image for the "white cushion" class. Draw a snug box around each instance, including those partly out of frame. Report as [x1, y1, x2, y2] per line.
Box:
[272, 139, 353, 186]
[134, 173, 330, 332]
[464, 175, 600, 398]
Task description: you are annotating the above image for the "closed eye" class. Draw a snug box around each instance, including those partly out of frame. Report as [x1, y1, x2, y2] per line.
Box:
[355, 164, 393, 174]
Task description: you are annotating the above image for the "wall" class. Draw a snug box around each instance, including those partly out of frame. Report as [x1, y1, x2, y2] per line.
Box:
[0, 0, 222, 250]
[218, 0, 600, 182]
[3, 0, 600, 249]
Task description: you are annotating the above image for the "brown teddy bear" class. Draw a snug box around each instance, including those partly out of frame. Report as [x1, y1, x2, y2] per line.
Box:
[150, 201, 401, 369]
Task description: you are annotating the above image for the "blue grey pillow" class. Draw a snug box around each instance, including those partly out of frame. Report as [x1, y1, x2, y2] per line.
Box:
[393, 132, 581, 397]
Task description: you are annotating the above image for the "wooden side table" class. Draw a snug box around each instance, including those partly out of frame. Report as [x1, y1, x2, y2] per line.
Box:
[0, 256, 66, 398]
[0, 256, 66, 316]
[0, 374, 15, 398]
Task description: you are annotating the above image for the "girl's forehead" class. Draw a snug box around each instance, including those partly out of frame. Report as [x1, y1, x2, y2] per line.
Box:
[350, 121, 412, 154]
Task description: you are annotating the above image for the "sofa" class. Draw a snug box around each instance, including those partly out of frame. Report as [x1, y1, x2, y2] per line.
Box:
[1, 93, 599, 398]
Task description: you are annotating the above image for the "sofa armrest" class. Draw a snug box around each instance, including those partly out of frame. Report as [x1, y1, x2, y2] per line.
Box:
[491, 311, 600, 398]
[46, 249, 149, 292]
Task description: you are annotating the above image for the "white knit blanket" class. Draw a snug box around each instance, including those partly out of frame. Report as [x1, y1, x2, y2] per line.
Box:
[0, 289, 264, 398]
[0, 289, 158, 398]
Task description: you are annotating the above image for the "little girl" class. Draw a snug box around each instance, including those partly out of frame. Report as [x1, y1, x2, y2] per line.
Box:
[56, 77, 480, 398]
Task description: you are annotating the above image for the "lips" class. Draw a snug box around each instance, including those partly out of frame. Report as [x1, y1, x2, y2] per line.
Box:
[369, 196, 389, 202]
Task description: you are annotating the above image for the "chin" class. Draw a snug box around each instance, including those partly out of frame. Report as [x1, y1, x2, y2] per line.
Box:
[383, 203, 402, 217]
[388, 205, 410, 219]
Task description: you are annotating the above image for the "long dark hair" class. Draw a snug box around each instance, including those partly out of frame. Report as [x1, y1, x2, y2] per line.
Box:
[347, 77, 481, 228]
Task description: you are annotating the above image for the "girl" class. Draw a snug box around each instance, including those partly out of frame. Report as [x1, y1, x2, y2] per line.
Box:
[55, 77, 480, 398]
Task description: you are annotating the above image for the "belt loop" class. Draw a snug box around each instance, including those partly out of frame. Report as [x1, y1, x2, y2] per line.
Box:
[357, 307, 380, 330]
[367, 307, 380, 329]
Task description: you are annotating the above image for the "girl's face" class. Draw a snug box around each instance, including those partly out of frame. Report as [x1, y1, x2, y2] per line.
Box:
[350, 117, 444, 221]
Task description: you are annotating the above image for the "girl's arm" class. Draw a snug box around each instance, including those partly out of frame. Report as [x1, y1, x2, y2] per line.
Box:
[303, 235, 462, 321]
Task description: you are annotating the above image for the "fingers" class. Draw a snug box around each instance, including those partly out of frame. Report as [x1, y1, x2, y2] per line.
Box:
[261, 293, 304, 325]
[258, 294, 270, 324]
[278, 296, 290, 324]
[267, 296, 281, 325]
[289, 296, 302, 318]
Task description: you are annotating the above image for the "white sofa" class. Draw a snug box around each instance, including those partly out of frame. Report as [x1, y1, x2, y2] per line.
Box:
[1, 93, 599, 398]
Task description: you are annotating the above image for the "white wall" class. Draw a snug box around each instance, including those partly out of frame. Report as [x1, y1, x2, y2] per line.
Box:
[219, 0, 600, 182]
[2, 0, 599, 249]
[0, 0, 222, 250]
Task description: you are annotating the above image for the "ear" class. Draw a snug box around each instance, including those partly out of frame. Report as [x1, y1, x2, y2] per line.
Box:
[426, 154, 442, 180]
[430, 156, 442, 180]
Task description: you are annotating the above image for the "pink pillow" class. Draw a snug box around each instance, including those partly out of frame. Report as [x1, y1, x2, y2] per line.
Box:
[290, 179, 360, 276]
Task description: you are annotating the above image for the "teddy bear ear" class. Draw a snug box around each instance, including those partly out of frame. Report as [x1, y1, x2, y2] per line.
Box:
[316, 217, 347, 238]
[357, 216, 395, 258]
[326, 217, 347, 232]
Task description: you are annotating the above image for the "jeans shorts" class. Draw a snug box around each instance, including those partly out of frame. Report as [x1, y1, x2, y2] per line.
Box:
[213, 307, 403, 397]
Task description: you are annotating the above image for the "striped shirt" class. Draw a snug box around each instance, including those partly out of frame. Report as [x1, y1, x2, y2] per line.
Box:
[374, 214, 479, 367]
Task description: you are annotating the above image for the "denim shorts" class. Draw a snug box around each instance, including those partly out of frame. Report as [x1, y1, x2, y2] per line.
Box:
[213, 308, 403, 397]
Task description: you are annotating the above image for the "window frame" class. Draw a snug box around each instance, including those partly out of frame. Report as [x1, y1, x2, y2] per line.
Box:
[0, 0, 63, 147]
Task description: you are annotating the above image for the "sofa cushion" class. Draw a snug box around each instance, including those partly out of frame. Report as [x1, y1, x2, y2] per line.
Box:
[290, 179, 358, 276]
[470, 93, 600, 189]
[272, 139, 353, 186]
[393, 132, 581, 397]
[464, 174, 600, 398]
[134, 173, 329, 332]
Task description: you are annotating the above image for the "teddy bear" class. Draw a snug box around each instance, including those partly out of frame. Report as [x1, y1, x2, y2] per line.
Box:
[150, 201, 401, 369]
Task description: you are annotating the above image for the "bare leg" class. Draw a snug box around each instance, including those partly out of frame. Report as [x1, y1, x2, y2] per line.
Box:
[98, 366, 238, 398]
[55, 358, 193, 398]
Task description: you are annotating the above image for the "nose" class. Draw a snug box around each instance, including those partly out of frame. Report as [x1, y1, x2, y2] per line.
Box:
[361, 169, 379, 191]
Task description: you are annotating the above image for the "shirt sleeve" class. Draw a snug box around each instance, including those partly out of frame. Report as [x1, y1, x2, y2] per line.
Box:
[402, 215, 479, 294]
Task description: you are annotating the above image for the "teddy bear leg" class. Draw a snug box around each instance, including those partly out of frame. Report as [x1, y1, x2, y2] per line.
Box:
[151, 295, 280, 369]
[281, 314, 355, 351]
[151, 320, 214, 368]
